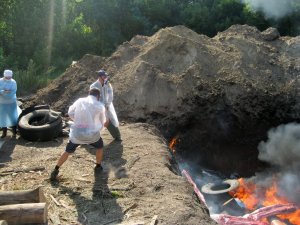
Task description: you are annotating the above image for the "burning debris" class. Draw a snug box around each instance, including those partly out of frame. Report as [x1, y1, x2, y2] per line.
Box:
[182, 169, 299, 225]
[182, 170, 208, 208]
[229, 178, 300, 224]
[211, 203, 297, 225]
[172, 122, 300, 225]
[201, 179, 239, 195]
[201, 179, 244, 216]
[210, 123, 300, 224]
[169, 136, 178, 154]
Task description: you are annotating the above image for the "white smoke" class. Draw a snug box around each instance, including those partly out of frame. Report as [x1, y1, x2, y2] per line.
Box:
[258, 123, 300, 169]
[258, 122, 300, 203]
[242, 0, 294, 19]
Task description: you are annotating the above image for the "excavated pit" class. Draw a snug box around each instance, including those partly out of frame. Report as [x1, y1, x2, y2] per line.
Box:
[173, 130, 269, 177]
[163, 112, 295, 177]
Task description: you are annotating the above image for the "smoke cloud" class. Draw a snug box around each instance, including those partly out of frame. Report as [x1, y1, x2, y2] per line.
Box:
[258, 122, 300, 203]
[241, 0, 294, 19]
[258, 123, 300, 169]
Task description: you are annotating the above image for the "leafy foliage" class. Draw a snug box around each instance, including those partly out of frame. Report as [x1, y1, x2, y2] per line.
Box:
[13, 60, 49, 96]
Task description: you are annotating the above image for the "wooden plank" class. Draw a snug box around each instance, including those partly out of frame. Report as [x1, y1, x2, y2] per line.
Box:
[0, 187, 46, 205]
[0, 203, 47, 225]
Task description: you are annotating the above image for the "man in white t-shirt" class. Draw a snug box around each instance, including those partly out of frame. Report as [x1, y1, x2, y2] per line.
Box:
[50, 88, 106, 181]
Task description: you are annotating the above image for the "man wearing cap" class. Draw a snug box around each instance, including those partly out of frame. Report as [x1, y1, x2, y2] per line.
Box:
[0, 69, 21, 138]
[50, 88, 106, 181]
[90, 69, 122, 141]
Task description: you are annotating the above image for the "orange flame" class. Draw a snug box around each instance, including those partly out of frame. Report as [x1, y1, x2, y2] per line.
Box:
[169, 136, 178, 153]
[262, 181, 300, 224]
[230, 178, 300, 224]
[229, 178, 259, 210]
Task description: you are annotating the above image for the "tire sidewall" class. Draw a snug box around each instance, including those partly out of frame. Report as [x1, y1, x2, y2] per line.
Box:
[18, 109, 62, 141]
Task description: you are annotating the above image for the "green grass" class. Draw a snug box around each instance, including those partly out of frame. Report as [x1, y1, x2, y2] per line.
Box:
[110, 191, 124, 198]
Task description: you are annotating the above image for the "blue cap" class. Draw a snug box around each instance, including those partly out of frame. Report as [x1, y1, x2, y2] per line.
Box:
[97, 69, 108, 77]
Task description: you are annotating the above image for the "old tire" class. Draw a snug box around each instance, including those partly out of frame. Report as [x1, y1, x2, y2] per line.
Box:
[18, 109, 62, 141]
[201, 179, 239, 194]
[18, 105, 50, 123]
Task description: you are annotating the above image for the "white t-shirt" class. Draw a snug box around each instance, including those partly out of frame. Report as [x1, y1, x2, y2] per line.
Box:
[68, 95, 106, 144]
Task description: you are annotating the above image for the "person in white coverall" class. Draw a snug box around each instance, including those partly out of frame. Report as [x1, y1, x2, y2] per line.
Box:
[90, 69, 122, 141]
[50, 88, 106, 181]
[0, 69, 21, 138]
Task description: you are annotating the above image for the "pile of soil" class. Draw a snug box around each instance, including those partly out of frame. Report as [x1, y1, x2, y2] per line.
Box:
[24, 24, 300, 176]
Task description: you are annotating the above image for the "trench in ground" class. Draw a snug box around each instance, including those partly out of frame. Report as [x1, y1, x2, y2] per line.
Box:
[166, 122, 272, 178]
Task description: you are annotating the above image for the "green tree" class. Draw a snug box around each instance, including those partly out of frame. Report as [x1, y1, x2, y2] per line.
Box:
[242, 3, 270, 31]
[212, 0, 245, 32]
[182, 2, 213, 36]
[0, 0, 14, 70]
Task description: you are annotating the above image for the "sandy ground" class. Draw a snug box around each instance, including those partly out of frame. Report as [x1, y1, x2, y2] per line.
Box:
[0, 123, 216, 225]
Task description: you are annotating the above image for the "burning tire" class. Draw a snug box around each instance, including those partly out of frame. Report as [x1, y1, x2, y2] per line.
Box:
[18, 108, 62, 142]
[201, 179, 239, 194]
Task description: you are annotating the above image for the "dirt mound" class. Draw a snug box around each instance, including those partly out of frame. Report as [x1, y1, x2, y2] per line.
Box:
[25, 24, 300, 175]
[108, 24, 299, 125]
[27, 25, 300, 121]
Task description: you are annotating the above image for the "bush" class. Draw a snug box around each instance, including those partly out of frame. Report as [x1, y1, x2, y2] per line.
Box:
[13, 60, 50, 96]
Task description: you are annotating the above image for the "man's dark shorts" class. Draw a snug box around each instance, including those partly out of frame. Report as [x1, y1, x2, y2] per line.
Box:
[65, 137, 104, 153]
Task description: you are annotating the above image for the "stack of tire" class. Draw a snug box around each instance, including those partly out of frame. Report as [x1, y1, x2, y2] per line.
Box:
[18, 105, 63, 142]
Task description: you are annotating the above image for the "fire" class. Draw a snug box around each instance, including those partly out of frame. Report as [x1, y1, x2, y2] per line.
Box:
[263, 182, 288, 206]
[229, 178, 300, 224]
[262, 181, 300, 224]
[169, 136, 178, 153]
[229, 178, 258, 210]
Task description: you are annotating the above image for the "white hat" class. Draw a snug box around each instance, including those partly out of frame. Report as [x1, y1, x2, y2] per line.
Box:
[4, 69, 13, 78]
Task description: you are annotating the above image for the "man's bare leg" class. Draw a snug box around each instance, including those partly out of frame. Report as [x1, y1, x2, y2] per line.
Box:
[95, 148, 103, 171]
[57, 151, 70, 167]
[96, 148, 103, 164]
[50, 151, 70, 181]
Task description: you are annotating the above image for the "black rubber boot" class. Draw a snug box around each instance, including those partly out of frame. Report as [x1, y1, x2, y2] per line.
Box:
[94, 164, 103, 173]
[50, 169, 59, 181]
[12, 126, 17, 137]
[107, 122, 122, 141]
[1, 127, 7, 138]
